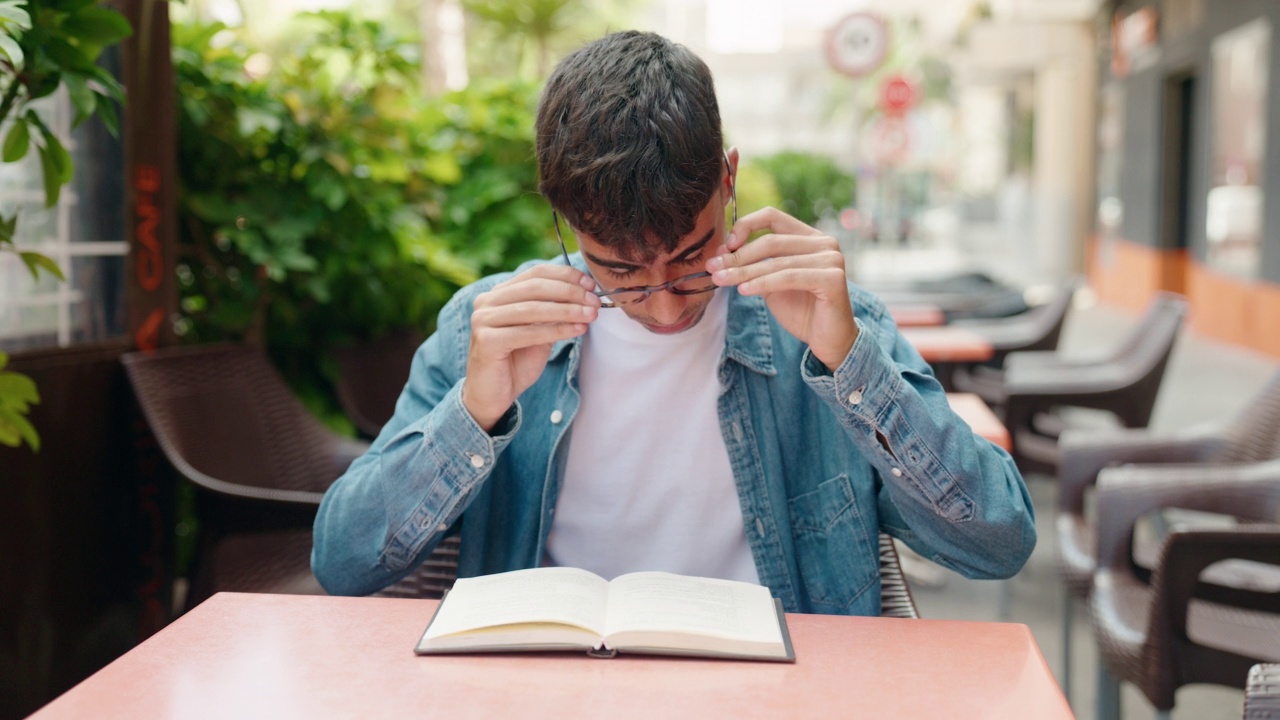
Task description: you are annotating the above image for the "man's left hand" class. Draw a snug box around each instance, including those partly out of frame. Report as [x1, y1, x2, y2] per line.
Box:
[707, 207, 857, 372]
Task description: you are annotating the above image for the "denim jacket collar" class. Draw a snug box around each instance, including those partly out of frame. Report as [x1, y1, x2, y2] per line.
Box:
[549, 252, 776, 379]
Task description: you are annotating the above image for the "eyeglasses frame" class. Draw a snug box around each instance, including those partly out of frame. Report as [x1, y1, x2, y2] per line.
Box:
[553, 152, 737, 308]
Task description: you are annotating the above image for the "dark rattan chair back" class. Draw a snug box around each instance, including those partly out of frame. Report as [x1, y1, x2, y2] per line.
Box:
[332, 328, 424, 439]
[122, 343, 368, 609]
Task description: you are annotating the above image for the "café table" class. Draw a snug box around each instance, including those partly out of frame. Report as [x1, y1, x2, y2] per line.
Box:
[30, 592, 1074, 720]
[901, 326, 995, 363]
[947, 392, 1011, 451]
[889, 303, 946, 328]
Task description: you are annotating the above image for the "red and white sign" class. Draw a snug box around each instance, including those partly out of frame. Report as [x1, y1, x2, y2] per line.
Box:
[871, 117, 911, 166]
[1111, 7, 1159, 77]
[826, 13, 889, 78]
[879, 75, 916, 116]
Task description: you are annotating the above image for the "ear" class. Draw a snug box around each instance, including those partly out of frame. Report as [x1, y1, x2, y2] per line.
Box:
[724, 147, 740, 193]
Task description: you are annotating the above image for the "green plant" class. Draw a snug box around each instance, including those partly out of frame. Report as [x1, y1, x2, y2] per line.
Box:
[752, 151, 855, 226]
[0, 0, 130, 450]
[174, 14, 556, 428]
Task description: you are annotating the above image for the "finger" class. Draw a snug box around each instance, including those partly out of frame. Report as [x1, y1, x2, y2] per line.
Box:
[735, 267, 847, 297]
[491, 263, 596, 294]
[711, 250, 844, 287]
[472, 322, 588, 355]
[474, 299, 599, 329]
[729, 207, 822, 245]
[477, 277, 601, 310]
[707, 233, 840, 274]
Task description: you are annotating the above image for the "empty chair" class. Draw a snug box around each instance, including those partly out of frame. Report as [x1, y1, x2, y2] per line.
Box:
[949, 280, 1078, 403]
[1001, 293, 1187, 477]
[1090, 460, 1280, 720]
[1056, 370, 1280, 701]
[332, 327, 424, 439]
[122, 344, 369, 610]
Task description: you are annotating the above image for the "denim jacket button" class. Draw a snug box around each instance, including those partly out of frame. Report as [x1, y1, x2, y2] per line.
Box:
[891, 467, 903, 478]
[847, 389, 863, 405]
[550, 409, 563, 424]
[468, 453, 485, 468]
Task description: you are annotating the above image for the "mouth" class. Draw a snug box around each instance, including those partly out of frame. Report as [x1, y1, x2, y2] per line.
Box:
[641, 310, 700, 335]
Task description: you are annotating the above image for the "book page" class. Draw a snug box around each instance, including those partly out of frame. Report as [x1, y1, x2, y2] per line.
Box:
[603, 572, 783, 645]
[423, 567, 609, 639]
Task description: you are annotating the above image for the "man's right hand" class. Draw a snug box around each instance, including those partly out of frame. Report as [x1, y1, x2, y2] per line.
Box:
[462, 264, 600, 431]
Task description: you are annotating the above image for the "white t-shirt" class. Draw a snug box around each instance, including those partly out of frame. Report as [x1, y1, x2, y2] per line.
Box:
[544, 288, 760, 584]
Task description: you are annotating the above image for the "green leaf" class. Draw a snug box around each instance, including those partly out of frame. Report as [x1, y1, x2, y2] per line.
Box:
[29, 116, 74, 186]
[0, 3, 32, 30]
[64, 74, 97, 127]
[2, 120, 28, 162]
[0, 372, 39, 408]
[19, 251, 66, 282]
[38, 144, 62, 206]
[64, 7, 133, 46]
[0, 213, 15, 243]
[0, 406, 40, 451]
[0, 32, 22, 68]
[45, 37, 95, 73]
[0, 351, 7, 371]
[94, 92, 120, 137]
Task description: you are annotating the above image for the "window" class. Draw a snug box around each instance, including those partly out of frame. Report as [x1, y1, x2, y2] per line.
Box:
[1205, 19, 1270, 279]
[0, 90, 127, 353]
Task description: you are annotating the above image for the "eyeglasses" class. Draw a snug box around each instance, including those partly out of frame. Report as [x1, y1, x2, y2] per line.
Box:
[553, 153, 736, 308]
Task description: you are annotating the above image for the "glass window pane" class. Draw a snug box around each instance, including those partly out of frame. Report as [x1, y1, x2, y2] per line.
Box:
[1206, 19, 1270, 278]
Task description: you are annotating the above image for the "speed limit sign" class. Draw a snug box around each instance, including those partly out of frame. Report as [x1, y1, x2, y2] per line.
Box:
[826, 13, 889, 78]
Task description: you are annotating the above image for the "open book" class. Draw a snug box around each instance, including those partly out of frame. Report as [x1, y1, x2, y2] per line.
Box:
[415, 567, 795, 662]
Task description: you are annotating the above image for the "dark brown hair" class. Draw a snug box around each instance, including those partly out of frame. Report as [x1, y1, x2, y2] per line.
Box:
[536, 31, 723, 263]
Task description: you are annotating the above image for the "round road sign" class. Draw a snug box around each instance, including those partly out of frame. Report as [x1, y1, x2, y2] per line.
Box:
[826, 13, 889, 78]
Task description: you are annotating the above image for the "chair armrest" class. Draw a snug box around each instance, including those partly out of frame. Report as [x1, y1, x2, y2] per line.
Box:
[1247, 663, 1280, 719]
[1149, 526, 1280, 651]
[1093, 460, 1280, 574]
[1057, 426, 1228, 514]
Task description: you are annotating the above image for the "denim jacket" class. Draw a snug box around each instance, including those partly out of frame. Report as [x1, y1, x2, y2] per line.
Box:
[312, 256, 1036, 615]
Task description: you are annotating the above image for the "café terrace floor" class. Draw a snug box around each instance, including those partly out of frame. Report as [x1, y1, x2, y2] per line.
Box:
[851, 227, 1280, 720]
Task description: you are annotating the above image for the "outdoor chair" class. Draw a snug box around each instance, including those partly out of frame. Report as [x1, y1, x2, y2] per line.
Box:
[1246, 663, 1280, 719]
[122, 343, 369, 610]
[376, 533, 921, 619]
[1000, 292, 1187, 477]
[1089, 460, 1280, 720]
[332, 327, 424, 439]
[948, 279, 1078, 403]
[1055, 370, 1280, 702]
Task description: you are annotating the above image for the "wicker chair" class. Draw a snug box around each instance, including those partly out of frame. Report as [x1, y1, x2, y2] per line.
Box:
[377, 532, 921, 619]
[1246, 663, 1280, 719]
[1055, 370, 1280, 702]
[331, 328, 424, 439]
[1001, 293, 1187, 477]
[1089, 461, 1280, 720]
[122, 344, 369, 610]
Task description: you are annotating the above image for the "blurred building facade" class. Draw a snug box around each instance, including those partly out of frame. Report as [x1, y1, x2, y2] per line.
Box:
[1089, 0, 1280, 358]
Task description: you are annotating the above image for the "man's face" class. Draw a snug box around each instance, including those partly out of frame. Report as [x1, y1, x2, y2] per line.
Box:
[574, 178, 733, 335]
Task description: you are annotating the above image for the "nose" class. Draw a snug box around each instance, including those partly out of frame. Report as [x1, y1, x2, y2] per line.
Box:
[644, 287, 688, 325]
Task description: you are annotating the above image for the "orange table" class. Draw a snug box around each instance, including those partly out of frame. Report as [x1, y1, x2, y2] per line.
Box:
[31, 593, 1073, 720]
[947, 392, 1011, 450]
[902, 326, 995, 363]
[889, 303, 946, 328]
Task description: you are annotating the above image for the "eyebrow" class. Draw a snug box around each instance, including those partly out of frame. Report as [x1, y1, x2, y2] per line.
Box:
[584, 227, 717, 272]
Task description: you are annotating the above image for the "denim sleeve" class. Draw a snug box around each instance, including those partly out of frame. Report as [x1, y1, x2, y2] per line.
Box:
[311, 287, 521, 596]
[799, 289, 1036, 579]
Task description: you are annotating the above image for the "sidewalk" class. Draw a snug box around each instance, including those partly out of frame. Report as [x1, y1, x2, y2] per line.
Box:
[852, 237, 1278, 720]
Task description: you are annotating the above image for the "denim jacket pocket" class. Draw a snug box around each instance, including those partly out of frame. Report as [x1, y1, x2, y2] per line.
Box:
[787, 473, 879, 614]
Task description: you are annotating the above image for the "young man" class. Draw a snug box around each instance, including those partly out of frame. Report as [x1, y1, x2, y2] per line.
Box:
[312, 31, 1035, 615]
